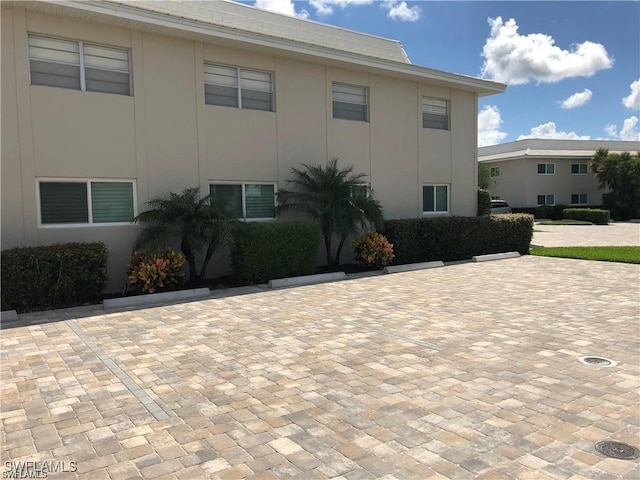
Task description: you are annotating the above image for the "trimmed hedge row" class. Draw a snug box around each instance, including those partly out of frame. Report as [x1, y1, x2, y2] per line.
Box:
[231, 222, 321, 285]
[512, 205, 609, 220]
[1, 242, 108, 313]
[382, 214, 534, 264]
[563, 208, 610, 225]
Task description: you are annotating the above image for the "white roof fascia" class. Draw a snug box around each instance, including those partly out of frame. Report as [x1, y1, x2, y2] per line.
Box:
[17, 0, 505, 96]
[479, 149, 637, 163]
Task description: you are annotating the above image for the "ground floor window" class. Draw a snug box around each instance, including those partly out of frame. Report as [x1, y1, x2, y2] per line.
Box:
[537, 194, 555, 206]
[571, 193, 588, 205]
[38, 179, 135, 226]
[423, 184, 449, 214]
[210, 182, 275, 220]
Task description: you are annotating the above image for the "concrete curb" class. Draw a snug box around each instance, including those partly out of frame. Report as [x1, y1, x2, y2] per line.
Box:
[383, 261, 444, 274]
[103, 288, 211, 310]
[472, 251, 521, 262]
[1, 310, 18, 322]
[269, 272, 346, 289]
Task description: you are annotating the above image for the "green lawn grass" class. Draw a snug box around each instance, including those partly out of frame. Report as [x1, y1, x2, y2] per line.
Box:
[530, 246, 640, 264]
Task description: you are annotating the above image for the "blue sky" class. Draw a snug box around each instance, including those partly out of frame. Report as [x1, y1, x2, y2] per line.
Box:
[235, 0, 640, 145]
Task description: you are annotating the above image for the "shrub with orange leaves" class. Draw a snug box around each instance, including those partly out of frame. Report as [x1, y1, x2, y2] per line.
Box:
[353, 231, 394, 269]
[126, 249, 186, 293]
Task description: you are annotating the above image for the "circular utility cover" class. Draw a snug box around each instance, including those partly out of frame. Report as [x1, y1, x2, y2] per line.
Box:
[579, 356, 617, 367]
[595, 441, 640, 460]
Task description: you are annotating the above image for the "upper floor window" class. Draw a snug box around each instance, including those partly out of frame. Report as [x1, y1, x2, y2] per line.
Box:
[38, 179, 135, 226]
[423, 184, 449, 214]
[490, 166, 500, 177]
[537, 163, 555, 175]
[210, 183, 275, 220]
[204, 64, 273, 111]
[332, 83, 368, 122]
[28, 34, 130, 96]
[571, 163, 588, 174]
[422, 98, 449, 130]
[350, 184, 369, 199]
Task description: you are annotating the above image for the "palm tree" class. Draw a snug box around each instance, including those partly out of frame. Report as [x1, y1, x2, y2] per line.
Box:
[134, 187, 235, 282]
[276, 158, 384, 268]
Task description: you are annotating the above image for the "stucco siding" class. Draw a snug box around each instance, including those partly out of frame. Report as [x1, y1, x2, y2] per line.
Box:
[2, 4, 491, 291]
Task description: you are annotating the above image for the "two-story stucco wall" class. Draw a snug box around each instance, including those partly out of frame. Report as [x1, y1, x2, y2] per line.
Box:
[2, 5, 482, 291]
[488, 157, 608, 208]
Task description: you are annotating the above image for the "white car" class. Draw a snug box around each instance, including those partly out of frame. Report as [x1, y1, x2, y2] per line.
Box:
[491, 200, 512, 214]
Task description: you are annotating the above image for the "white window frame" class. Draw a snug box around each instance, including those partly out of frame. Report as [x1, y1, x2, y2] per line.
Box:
[571, 193, 588, 205]
[537, 194, 555, 206]
[332, 82, 369, 122]
[36, 178, 137, 228]
[350, 183, 370, 199]
[422, 97, 450, 130]
[490, 166, 500, 178]
[571, 163, 588, 175]
[28, 34, 131, 95]
[537, 163, 555, 175]
[422, 184, 450, 215]
[209, 181, 277, 221]
[204, 63, 274, 111]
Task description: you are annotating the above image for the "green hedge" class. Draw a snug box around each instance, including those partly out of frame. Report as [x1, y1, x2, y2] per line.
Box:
[231, 222, 321, 285]
[477, 188, 491, 216]
[563, 208, 610, 225]
[382, 214, 534, 264]
[1, 242, 108, 313]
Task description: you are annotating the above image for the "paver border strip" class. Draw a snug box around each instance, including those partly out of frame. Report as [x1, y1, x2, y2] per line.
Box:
[65, 319, 171, 421]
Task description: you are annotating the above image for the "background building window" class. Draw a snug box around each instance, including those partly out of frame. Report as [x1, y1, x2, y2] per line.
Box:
[204, 64, 273, 111]
[210, 183, 275, 220]
[29, 35, 130, 95]
[490, 166, 500, 177]
[422, 97, 449, 130]
[571, 193, 588, 205]
[39, 180, 134, 225]
[537, 163, 555, 174]
[423, 185, 449, 213]
[537, 194, 555, 206]
[332, 83, 368, 121]
[571, 163, 588, 174]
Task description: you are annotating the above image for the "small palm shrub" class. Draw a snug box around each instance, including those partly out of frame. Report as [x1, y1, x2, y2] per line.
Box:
[127, 249, 186, 294]
[353, 231, 395, 268]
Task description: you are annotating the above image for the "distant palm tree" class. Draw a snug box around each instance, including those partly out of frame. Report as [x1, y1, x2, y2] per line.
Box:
[277, 158, 384, 268]
[134, 187, 235, 282]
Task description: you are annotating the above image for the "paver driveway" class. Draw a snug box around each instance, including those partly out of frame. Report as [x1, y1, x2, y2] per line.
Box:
[1, 256, 639, 479]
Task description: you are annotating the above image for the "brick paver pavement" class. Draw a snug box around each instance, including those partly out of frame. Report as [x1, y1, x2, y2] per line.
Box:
[532, 222, 640, 247]
[1, 256, 639, 479]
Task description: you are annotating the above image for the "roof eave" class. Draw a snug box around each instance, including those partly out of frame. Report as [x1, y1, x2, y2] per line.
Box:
[12, 0, 505, 96]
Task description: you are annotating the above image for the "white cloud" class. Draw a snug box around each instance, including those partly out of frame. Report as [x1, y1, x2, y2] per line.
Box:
[308, 0, 374, 17]
[382, 0, 421, 22]
[606, 117, 640, 141]
[481, 17, 614, 85]
[308, 0, 419, 21]
[478, 105, 508, 147]
[254, 0, 309, 18]
[517, 122, 590, 140]
[620, 117, 640, 141]
[559, 89, 592, 109]
[622, 79, 640, 111]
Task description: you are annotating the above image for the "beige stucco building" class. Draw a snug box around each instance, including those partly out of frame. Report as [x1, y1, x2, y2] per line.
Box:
[2, 0, 505, 290]
[479, 139, 640, 208]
